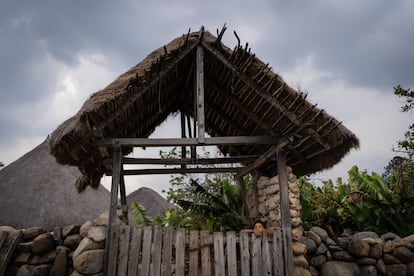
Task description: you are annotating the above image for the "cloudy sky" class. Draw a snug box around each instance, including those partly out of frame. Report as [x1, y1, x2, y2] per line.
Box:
[1, 0, 413, 195]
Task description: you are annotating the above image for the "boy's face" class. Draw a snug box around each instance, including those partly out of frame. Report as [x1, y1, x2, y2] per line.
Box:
[253, 222, 264, 236]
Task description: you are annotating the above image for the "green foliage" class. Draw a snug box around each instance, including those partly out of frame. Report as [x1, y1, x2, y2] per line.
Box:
[131, 202, 153, 227]
[393, 85, 414, 159]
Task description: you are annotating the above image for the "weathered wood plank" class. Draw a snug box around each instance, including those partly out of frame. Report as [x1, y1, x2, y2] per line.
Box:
[261, 231, 272, 275]
[161, 227, 172, 276]
[99, 135, 288, 147]
[117, 224, 130, 276]
[121, 155, 257, 165]
[251, 234, 262, 276]
[175, 229, 185, 276]
[239, 232, 250, 275]
[196, 45, 206, 143]
[189, 230, 199, 276]
[141, 226, 153, 275]
[200, 230, 211, 276]
[127, 227, 143, 276]
[226, 231, 237, 276]
[213, 232, 225, 276]
[106, 223, 120, 276]
[272, 230, 284, 276]
[0, 230, 22, 276]
[117, 167, 241, 176]
[151, 226, 162, 276]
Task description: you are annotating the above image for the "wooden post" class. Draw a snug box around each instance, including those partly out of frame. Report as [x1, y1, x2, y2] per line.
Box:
[196, 45, 205, 143]
[119, 174, 128, 224]
[180, 111, 187, 169]
[103, 145, 122, 276]
[277, 149, 294, 275]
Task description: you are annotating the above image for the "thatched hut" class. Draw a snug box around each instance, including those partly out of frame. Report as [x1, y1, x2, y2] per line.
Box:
[49, 28, 359, 192]
[0, 138, 110, 230]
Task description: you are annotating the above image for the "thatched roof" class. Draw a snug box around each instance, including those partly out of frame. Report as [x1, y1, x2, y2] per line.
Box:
[127, 187, 175, 218]
[0, 138, 110, 230]
[49, 28, 359, 191]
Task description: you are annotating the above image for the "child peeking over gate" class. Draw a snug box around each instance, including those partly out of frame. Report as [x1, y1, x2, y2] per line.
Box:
[241, 221, 280, 237]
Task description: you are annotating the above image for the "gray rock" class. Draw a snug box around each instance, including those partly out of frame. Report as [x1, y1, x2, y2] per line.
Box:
[329, 245, 344, 252]
[32, 264, 51, 276]
[381, 232, 400, 242]
[332, 251, 354, 262]
[352, 231, 379, 240]
[16, 241, 33, 253]
[14, 252, 32, 265]
[383, 253, 403, 265]
[369, 243, 383, 259]
[16, 264, 35, 276]
[73, 237, 105, 260]
[385, 264, 407, 276]
[306, 230, 322, 245]
[309, 265, 318, 276]
[393, 246, 414, 263]
[376, 259, 386, 275]
[73, 249, 105, 275]
[51, 227, 62, 245]
[407, 262, 414, 276]
[310, 226, 328, 242]
[347, 238, 370, 257]
[359, 265, 377, 276]
[63, 224, 81, 237]
[23, 227, 46, 241]
[0, 225, 17, 232]
[320, 261, 359, 276]
[31, 233, 55, 255]
[356, 257, 377, 266]
[326, 237, 336, 246]
[80, 220, 93, 238]
[316, 243, 328, 255]
[300, 236, 317, 253]
[50, 246, 68, 276]
[310, 255, 327, 267]
[294, 255, 309, 268]
[294, 266, 312, 276]
[64, 234, 82, 250]
[88, 226, 107, 243]
[336, 237, 351, 249]
[30, 250, 56, 265]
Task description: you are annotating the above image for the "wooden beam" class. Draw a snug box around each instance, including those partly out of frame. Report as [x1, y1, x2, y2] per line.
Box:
[107, 167, 241, 176]
[103, 145, 122, 276]
[120, 156, 257, 165]
[277, 149, 294, 275]
[235, 136, 292, 178]
[196, 45, 206, 143]
[98, 135, 288, 147]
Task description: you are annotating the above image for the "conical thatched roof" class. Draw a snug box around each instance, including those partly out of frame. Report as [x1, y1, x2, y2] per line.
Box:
[49, 28, 359, 191]
[127, 187, 175, 218]
[0, 138, 110, 230]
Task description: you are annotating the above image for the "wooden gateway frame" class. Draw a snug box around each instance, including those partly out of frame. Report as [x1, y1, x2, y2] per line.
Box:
[99, 45, 295, 275]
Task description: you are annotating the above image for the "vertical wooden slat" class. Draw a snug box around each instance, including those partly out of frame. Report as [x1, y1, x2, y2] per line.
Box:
[200, 230, 212, 276]
[261, 231, 272, 275]
[104, 145, 122, 276]
[175, 229, 185, 276]
[226, 231, 237, 276]
[189, 230, 199, 276]
[251, 234, 262, 276]
[106, 223, 120, 276]
[117, 224, 131, 275]
[239, 232, 250, 275]
[141, 226, 153, 275]
[272, 230, 284, 276]
[128, 227, 143, 276]
[196, 45, 205, 143]
[119, 174, 128, 224]
[151, 226, 163, 276]
[161, 227, 172, 276]
[277, 149, 294, 275]
[0, 230, 22, 276]
[213, 232, 225, 276]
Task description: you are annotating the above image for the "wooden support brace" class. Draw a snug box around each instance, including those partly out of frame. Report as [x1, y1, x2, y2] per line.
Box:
[196, 45, 206, 143]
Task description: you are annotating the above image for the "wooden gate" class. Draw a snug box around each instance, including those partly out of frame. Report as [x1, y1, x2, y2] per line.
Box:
[107, 224, 285, 276]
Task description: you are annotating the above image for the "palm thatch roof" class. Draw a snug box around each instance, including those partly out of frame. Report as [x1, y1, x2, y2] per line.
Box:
[0, 138, 110, 230]
[49, 27, 359, 191]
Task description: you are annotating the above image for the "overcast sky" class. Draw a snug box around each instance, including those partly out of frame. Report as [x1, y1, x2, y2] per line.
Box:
[1, 0, 413, 195]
